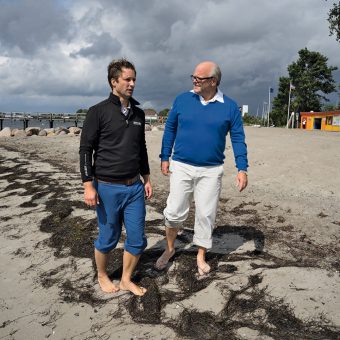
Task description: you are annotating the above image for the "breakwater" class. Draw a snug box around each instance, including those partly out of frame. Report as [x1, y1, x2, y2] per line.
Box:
[0, 113, 86, 130]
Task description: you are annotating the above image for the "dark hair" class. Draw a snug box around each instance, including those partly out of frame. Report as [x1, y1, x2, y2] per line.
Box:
[107, 58, 136, 88]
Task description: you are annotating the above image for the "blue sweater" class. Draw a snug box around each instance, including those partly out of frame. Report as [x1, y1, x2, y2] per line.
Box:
[160, 91, 248, 171]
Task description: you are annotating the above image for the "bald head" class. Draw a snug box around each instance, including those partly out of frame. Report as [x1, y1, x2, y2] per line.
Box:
[195, 61, 221, 85]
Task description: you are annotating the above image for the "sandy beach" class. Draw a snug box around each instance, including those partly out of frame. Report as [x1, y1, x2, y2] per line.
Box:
[0, 126, 339, 339]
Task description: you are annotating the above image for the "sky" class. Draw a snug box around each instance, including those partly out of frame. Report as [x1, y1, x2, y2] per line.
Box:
[0, 0, 339, 114]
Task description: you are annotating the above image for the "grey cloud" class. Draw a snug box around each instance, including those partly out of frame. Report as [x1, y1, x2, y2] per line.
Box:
[0, 0, 72, 54]
[0, 0, 339, 114]
[97, 0, 195, 51]
[70, 32, 122, 58]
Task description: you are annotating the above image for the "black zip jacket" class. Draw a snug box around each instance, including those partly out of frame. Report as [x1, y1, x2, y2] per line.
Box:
[79, 93, 150, 182]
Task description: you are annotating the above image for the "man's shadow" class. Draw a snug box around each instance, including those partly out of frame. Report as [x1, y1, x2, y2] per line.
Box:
[105, 224, 264, 281]
[138, 224, 264, 279]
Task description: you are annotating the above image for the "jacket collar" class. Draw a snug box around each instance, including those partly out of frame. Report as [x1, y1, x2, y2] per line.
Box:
[109, 92, 140, 106]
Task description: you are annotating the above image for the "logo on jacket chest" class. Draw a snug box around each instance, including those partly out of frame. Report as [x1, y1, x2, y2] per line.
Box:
[133, 121, 142, 126]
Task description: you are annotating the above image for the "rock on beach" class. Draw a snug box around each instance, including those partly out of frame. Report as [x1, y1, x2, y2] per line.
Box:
[0, 126, 82, 138]
[0, 127, 12, 137]
[0, 124, 152, 138]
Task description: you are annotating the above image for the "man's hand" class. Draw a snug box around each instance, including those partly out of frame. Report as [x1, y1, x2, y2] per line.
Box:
[143, 175, 153, 199]
[236, 172, 248, 192]
[83, 181, 99, 207]
[161, 161, 170, 176]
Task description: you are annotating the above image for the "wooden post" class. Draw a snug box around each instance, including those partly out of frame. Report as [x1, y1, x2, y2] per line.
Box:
[49, 114, 53, 128]
[23, 118, 28, 129]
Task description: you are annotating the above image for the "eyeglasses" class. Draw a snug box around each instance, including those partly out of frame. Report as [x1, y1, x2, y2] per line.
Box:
[190, 75, 214, 83]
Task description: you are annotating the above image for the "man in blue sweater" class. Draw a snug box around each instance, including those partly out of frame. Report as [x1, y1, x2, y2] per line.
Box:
[156, 61, 248, 275]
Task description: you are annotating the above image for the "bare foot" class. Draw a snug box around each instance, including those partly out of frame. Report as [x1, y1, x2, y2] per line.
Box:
[197, 259, 211, 276]
[155, 249, 175, 270]
[98, 274, 120, 293]
[120, 280, 147, 296]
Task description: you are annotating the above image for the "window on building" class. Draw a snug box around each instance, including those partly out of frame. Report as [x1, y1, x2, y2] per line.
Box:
[326, 116, 333, 125]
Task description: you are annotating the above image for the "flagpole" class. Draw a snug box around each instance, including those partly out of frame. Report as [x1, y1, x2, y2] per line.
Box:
[267, 87, 271, 127]
[286, 83, 292, 128]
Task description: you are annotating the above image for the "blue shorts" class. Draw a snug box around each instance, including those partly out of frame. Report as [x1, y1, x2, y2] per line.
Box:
[94, 180, 147, 255]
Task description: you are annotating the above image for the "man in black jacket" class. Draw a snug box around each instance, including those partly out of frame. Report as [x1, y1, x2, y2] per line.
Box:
[80, 58, 152, 296]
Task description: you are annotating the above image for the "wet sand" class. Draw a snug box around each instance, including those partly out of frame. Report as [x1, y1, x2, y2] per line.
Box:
[0, 127, 339, 339]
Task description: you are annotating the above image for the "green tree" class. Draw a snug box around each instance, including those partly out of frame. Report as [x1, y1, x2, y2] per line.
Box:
[327, 1, 340, 42]
[271, 77, 291, 126]
[158, 108, 170, 117]
[288, 48, 337, 112]
[242, 113, 262, 125]
[323, 103, 340, 111]
[76, 108, 88, 113]
[271, 48, 337, 126]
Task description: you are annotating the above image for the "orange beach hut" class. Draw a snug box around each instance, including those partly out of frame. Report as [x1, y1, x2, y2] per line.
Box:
[300, 110, 340, 132]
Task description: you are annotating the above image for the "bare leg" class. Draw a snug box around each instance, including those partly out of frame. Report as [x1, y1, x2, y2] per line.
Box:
[197, 246, 211, 275]
[120, 250, 146, 296]
[95, 248, 120, 293]
[155, 227, 178, 270]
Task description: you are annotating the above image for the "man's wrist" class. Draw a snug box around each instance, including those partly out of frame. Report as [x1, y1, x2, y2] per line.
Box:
[238, 170, 248, 176]
[142, 174, 150, 183]
[83, 180, 94, 188]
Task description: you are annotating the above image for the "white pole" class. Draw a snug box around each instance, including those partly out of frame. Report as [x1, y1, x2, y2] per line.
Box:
[286, 84, 292, 128]
[262, 101, 267, 125]
[267, 87, 271, 127]
[292, 112, 295, 128]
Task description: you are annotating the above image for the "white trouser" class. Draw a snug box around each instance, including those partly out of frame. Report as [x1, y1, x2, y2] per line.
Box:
[163, 160, 223, 249]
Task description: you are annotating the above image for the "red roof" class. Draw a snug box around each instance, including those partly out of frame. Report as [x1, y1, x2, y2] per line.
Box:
[300, 110, 340, 116]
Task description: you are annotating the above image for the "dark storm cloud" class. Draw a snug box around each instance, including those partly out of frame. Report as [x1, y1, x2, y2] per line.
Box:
[0, 0, 72, 54]
[0, 0, 338, 113]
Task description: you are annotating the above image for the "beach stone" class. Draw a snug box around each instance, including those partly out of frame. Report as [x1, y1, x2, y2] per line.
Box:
[38, 130, 47, 136]
[47, 132, 56, 137]
[145, 124, 152, 131]
[25, 127, 41, 135]
[68, 127, 81, 135]
[13, 129, 26, 137]
[0, 127, 12, 137]
[55, 128, 69, 135]
[11, 128, 19, 136]
[44, 128, 55, 134]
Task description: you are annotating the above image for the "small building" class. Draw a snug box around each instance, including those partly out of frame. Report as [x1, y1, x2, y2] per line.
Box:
[144, 109, 158, 124]
[300, 110, 340, 132]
